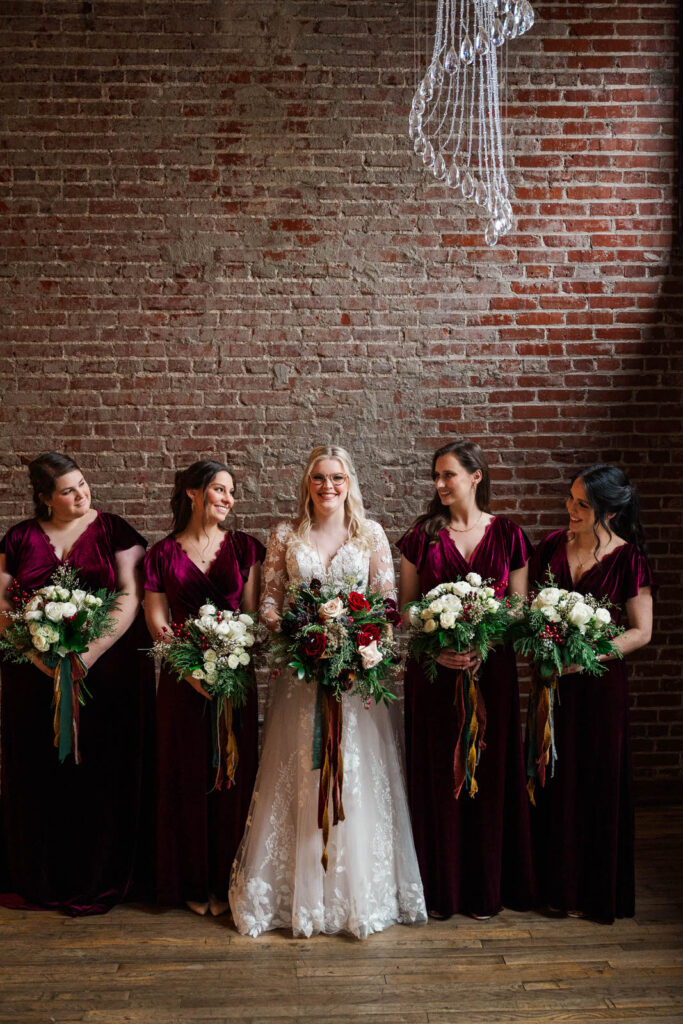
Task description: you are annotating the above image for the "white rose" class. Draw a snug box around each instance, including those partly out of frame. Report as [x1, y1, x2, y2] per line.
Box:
[420, 608, 434, 620]
[594, 607, 612, 625]
[191, 668, 205, 680]
[440, 611, 456, 629]
[466, 572, 482, 587]
[409, 606, 422, 628]
[26, 595, 44, 613]
[541, 606, 561, 623]
[358, 640, 383, 669]
[425, 586, 442, 600]
[33, 635, 50, 652]
[486, 598, 500, 613]
[243, 634, 255, 647]
[203, 648, 217, 662]
[60, 602, 78, 619]
[229, 620, 247, 636]
[41, 586, 58, 600]
[204, 661, 217, 676]
[423, 619, 438, 634]
[25, 610, 43, 622]
[42, 624, 60, 643]
[537, 587, 561, 607]
[84, 594, 102, 607]
[29, 621, 41, 635]
[568, 602, 593, 628]
[319, 597, 345, 620]
[452, 580, 472, 598]
[44, 602, 65, 622]
[483, 586, 495, 598]
[214, 620, 231, 636]
[199, 603, 217, 617]
[430, 599, 445, 614]
[227, 654, 240, 670]
[56, 587, 71, 601]
[238, 614, 254, 626]
[71, 589, 87, 607]
[238, 652, 250, 666]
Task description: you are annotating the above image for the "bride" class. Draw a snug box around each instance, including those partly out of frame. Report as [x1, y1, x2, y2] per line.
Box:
[229, 445, 427, 939]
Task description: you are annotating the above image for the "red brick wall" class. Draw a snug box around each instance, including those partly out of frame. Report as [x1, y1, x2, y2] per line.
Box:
[0, 1, 680, 780]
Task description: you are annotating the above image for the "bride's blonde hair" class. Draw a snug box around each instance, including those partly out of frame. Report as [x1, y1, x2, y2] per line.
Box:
[295, 445, 369, 545]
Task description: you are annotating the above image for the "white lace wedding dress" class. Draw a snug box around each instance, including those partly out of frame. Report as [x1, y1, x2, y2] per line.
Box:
[229, 519, 427, 939]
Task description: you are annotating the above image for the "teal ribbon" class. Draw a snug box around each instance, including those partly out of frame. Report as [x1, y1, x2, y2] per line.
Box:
[312, 683, 323, 770]
[57, 656, 74, 763]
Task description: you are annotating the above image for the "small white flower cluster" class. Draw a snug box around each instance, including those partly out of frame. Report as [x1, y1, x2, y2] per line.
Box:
[412, 573, 500, 634]
[531, 586, 613, 636]
[20, 586, 102, 652]
[191, 604, 256, 682]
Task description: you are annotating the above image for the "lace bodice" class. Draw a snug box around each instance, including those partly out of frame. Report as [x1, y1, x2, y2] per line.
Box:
[260, 520, 396, 628]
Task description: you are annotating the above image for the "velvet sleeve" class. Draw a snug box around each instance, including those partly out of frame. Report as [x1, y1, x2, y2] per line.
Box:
[101, 513, 148, 553]
[625, 548, 655, 600]
[143, 540, 168, 593]
[396, 523, 430, 572]
[0, 521, 29, 577]
[529, 530, 564, 589]
[232, 531, 266, 582]
[506, 519, 534, 571]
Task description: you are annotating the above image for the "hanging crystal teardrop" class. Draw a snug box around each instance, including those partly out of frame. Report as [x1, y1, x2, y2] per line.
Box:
[484, 220, 499, 246]
[460, 34, 475, 65]
[412, 95, 426, 115]
[419, 75, 434, 102]
[461, 171, 475, 199]
[475, 30, 490, 54]
[492, 19, 504, 46]
[503, 12, 516, 39]
[433, 151, 448, 179]
[475, 181, 488, 206]
[422, 140, 435, 167]
[429, 60, 444, 88]
[443, 47, 458, 73]
[413, 133, 426, 155]
[446, 162, 461, 188]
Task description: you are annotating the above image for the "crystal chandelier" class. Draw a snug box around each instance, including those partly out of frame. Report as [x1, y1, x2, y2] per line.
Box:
[409, 0, 535, 246]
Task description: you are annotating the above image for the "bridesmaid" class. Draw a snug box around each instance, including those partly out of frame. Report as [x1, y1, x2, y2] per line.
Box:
[144, 459, 264, 916]
[0, 452, 155, 914]
[397, 439, 536, 920]
[529, 464, 653, 922]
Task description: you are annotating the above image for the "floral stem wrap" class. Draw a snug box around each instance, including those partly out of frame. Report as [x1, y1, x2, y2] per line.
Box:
[51, 652, 88, 764]
[211, 698, 239, 791]
[525, 670, 558, 805]
[317, 686, 345, 872]
[452, 667, 487, 798]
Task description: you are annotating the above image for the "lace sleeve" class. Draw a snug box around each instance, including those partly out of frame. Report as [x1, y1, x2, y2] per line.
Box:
[367, 521, 396, 601]
[259, 522, 292, 630]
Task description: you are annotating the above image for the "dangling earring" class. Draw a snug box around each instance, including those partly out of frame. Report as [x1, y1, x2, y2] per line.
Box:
[46, 505, 53, 519]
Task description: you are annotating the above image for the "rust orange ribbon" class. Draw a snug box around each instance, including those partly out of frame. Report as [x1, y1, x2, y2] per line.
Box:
[317, 686, 345, 872]
[452, 667, 487, 799]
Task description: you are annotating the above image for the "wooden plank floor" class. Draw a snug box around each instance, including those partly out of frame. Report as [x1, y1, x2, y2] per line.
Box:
[1, 806, 681, 1024]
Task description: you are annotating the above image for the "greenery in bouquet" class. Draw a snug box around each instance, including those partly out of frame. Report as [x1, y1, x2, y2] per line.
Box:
[403, 573, 511, 799]
[151, 602, 259, 787]
[0, 564, 120, 763]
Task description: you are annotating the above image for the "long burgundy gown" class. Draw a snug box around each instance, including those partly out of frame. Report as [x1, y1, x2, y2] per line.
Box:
[529, 530, 654, 922]
[144, 530, 264, 906]
[0, 513, 155, 915]
[397, 516, 536, 918]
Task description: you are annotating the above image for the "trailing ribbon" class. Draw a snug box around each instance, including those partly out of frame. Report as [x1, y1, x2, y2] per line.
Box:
[526, 670, 558, 805]
[317, 685, 345, 872]
[213, 698, 239, 790]
[52, 652, 88, 764]
[452, 667, 487, 799]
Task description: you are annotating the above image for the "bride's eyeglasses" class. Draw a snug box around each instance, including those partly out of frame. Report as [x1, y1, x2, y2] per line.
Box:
[310, 473, 348, 490]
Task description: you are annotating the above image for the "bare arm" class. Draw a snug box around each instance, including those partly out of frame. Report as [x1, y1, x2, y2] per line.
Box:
[507, 562, 529, 598]
[605, 587, 653, 659]
[240, 562, 261, 615]
[399, 555, 421, 628]
[144, 588, 212, 700]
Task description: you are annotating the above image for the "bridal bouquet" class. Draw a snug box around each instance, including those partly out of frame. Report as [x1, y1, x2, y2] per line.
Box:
[151, 603, 258, 788]
[509, 576, 624, 801]
[272, 578, 401, 870]
[404, 573, 510, 798]
[0, 564, 119, 763]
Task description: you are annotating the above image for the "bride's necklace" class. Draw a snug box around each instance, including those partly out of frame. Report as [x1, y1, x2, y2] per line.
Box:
[447, 510, 484, 535]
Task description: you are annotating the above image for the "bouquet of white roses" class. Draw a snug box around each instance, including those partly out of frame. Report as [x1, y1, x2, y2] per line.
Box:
[0, 564, 120, 763]
[151, 602, 258, 788]
[509, 575, 624, 801]
[404, 572, 510, 798]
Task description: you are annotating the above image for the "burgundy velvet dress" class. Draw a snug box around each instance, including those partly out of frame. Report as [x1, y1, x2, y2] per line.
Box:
[144, 530, 265, 906]
[397, 516, 536, 918]
[529, 530, 654, 922]
[0, 513, 156, 915]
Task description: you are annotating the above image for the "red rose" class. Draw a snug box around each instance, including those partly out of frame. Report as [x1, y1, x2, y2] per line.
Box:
[383, 598, 401, 626]
[303, 633, 327, 658]
[347, 591, 371, 612]
[357, 624, 381, 647]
